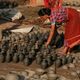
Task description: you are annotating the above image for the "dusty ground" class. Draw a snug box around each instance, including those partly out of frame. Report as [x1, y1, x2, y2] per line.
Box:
[0, 5, 80, 80]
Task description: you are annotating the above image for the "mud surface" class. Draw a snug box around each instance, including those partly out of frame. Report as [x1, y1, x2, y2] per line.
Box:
[0, 5, 80, 80]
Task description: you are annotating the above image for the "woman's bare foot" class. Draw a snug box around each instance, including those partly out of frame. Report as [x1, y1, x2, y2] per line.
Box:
[57, 46, 69, 56]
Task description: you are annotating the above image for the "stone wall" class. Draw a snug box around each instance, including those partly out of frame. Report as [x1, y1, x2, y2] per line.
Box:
[63, 0, 80, 6]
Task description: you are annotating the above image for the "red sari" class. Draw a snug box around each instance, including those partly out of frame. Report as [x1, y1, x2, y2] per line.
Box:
[64, 8, 80, 48]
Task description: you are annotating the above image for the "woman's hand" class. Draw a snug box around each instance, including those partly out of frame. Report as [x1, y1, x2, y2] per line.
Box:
[46, 25, 55, 47]
[45, 42, 49, 48]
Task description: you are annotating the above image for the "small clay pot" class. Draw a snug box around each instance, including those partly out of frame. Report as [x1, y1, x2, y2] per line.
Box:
[52, 53, 57, 61]
[34, 43, 39, 51]
[38, 40, 43, 46]
[36, 54, 42, 64]
[0, 54, 5, 63]
[13, 53, 19, 63]
[19, 33, 24, 40]
[28, 53, 33, 59]
[41, 59, 48, 69]
[56, 58, 62, 68]
[43, 51, 48, 58]
[46, 55, 53, 66]
[14, 35, 19, 41]
[67, 56, 73, 63]
[61, 56, 67, 65]
[19, 53, 25, 62]
[23, 56, 31, 66]
[37, 32, 42, 39]
[6, 53, 12, 63]
[24, 35, 29, 42]
[27, 45, 31, 52]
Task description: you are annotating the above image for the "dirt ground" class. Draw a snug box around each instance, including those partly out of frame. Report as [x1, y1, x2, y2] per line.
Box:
[0, 5, 80, 80]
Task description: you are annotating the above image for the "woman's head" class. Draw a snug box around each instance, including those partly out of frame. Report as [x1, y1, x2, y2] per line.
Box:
[38, 8, 51, 20]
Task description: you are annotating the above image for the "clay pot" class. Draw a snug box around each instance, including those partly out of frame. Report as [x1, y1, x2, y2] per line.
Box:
[46, 48, 50, 54]
[38, 39, 44, 46]
[56, 58, 62, 67]
[46, 55, 53, 66]
[23, 56, 31, 66]
[19, 33, 24, 40]
[34, 43, 39, 51]
[27, 45, 31, 52]
[41, 45, 46, 50]
[52, 53, 57, 61]
[11, 37, 16, 42]
[41, 59, 48, 69]
[5, 36, 10, 41]
[31, 38, 36, 44]
[43, 51, 48, 58]
[13, 44, 18, 51]
[61, 56, 67, 65]
[28, 53, 33, 60]
[67, 56, 73, 63]
[14, 35, 19, 41]
[24, 35, 29, 42]
[29, 41, 33, 47]
[10, 48, 15, 54]
[29, 50, 35, 58]
[31, 46, 35, 50]
[6, 53, 12, 63]
[19, 53, 24, 62]
[13, 53, 19, 63]
[21, 48, 27, 55]
[0, 54, 5, 63]
[1, 48, 6, 55]
[37, 32, 42, 40]
[36, 54, 42, 64]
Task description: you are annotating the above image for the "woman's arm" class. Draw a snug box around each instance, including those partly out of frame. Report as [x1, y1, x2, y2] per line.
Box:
[45, 25, 55, 47]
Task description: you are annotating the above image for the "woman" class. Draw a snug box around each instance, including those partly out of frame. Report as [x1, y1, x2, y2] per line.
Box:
[38, 0, 80, 55]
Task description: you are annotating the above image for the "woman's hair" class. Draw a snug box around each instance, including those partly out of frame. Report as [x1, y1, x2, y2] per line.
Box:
[38, 8, 51, 16]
